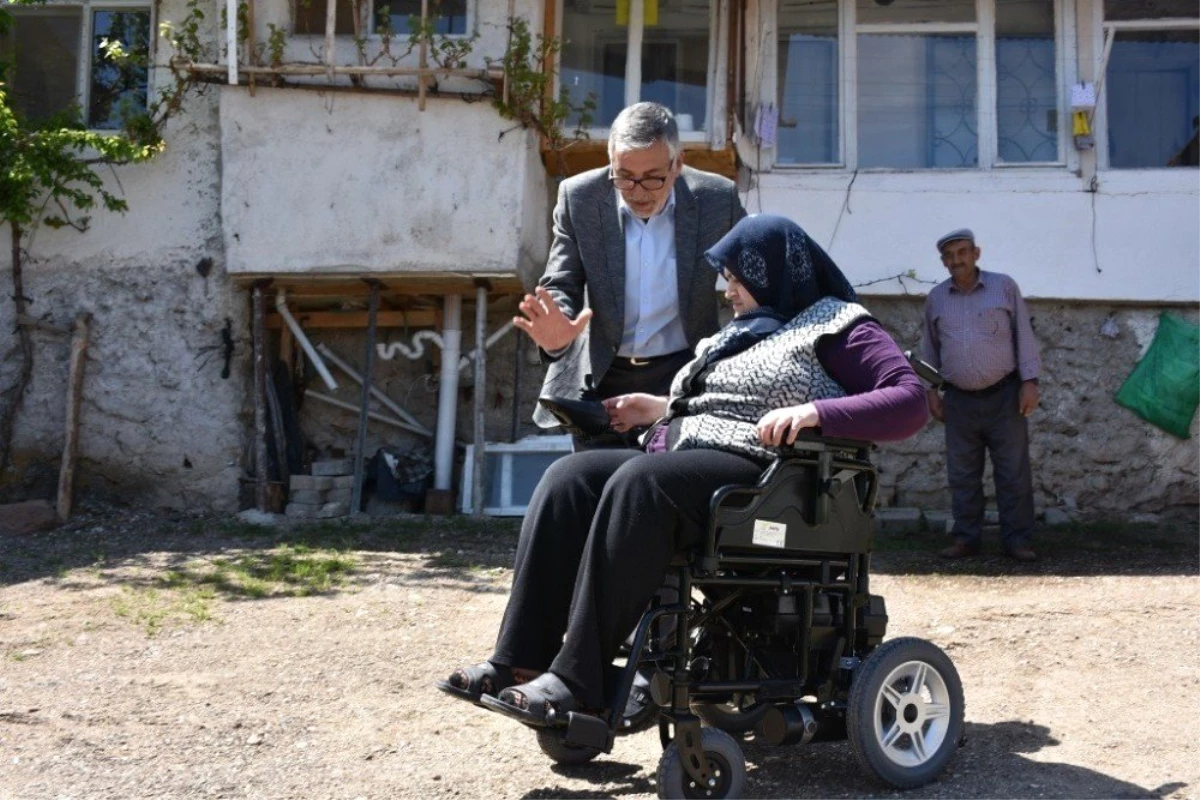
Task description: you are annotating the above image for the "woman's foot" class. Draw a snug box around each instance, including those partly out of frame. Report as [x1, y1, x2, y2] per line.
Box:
[435, 661, 518, 706]
[480, 672, 590, 727]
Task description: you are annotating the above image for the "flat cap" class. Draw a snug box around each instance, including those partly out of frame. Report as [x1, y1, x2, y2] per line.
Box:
[936, 228, 975, 252]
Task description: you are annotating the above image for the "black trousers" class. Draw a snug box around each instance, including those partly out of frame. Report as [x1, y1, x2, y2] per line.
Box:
[944, 379, 1035, 548]
[491, 448, 763, 708]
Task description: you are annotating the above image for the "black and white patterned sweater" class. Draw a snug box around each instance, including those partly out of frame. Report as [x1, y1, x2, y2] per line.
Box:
[663, 296, 873, 462]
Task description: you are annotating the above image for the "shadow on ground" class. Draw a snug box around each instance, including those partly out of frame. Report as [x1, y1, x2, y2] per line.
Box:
[516, 720, 1186, 799]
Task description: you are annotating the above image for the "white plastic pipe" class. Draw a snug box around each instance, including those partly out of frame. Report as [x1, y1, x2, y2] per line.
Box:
[316, 342, 432, 435]
[226, 0, 238, 85]
[376, 329, 444, 361]
[275, 291, 338, 390]
[434, 295, 462, 491]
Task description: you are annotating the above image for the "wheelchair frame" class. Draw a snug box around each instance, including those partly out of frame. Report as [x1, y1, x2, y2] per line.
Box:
[544, 434, 964, 797]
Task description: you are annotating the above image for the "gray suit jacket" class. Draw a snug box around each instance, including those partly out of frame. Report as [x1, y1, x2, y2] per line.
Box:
[533, 165, 747, 427]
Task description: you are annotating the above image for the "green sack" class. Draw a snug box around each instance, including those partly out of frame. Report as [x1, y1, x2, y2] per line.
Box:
[1115, 313, 1200, 439]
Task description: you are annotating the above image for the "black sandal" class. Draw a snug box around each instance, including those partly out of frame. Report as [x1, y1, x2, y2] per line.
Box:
[436, 661, 517, 706]
[480, 672, 584, 727]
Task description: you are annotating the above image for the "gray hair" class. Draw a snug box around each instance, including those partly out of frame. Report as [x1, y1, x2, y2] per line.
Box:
[608, 102, 681, 162]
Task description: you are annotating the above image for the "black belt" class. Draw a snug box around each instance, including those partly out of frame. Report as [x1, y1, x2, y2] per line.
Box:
[947, 372, 1018, 397]
[612, 351, 687, 368]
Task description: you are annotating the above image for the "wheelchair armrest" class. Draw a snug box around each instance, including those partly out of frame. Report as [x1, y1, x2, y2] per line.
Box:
[904, 349, 944, 389]
[779, 431, 874, 459]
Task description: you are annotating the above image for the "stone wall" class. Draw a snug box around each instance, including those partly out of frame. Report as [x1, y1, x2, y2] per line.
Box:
[2, 276, 1196, 520]
[851, 297, 1199, 521]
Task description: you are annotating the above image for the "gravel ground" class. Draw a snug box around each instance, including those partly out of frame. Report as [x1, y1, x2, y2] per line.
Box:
[0, 509, 1196, 800]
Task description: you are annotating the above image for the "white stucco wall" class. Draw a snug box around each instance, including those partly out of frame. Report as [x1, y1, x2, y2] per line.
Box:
[220, 86, 544, 276]
[751, 169, 1200, 303]
[0, 95, 247, 510]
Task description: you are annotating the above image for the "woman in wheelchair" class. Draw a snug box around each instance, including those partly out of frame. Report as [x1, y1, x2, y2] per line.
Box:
[438, 214, 928, 731]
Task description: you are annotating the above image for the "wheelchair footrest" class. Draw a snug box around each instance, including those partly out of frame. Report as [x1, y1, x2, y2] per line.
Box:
[563, 711, 613, 752]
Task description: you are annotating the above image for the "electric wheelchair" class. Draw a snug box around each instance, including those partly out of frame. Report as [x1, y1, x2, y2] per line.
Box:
[532, 432, 965, 798]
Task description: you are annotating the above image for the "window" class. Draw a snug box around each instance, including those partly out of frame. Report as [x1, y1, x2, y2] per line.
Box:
[0, 1, 151, 129]
[294, 0, 467, 37]
[775, 0, 1062, 169]
[1102, 0, 1199, 168]
[559, 0, 712, 133]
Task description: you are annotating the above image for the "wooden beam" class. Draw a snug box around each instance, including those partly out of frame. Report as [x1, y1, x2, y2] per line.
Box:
[265, 310, 439, 329]
[56, 313, 91, 521]
[542, 140, 738, 179]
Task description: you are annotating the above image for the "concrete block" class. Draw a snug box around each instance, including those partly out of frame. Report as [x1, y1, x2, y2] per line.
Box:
[329, 475, 356, 490]
[311, 458, 354, 477]
[1043, 507, 1072, 526]
[289, 489, 325, 505]
[316, 502, 349, 519]
[289, 474, 319, 491]
[324, 487, 353, 505]
[923, 509, 953, 533]
[875, 507, 923, 535]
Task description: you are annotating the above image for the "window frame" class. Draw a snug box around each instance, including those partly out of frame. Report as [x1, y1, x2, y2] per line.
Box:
[772, 0, 1071, 172]
[291, 0, 474, 41]
[1093, 3, 1200, 170]
[552, 0, 726, 146]
[3, 0, 155, 131]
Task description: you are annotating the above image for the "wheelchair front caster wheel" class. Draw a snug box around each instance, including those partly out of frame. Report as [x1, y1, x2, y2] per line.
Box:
[847, 636, 965, 789]
[655, 728, 746, 799]
[535, 727, 602, 765]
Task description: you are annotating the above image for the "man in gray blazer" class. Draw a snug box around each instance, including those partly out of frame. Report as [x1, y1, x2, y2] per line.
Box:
[515, 102, 747, 443]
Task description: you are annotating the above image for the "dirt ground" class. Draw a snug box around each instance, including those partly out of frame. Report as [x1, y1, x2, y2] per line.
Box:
[0, 509, 1197, 800]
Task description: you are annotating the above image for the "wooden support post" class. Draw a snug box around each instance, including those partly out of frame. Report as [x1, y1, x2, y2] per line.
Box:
[351, 280, 381, 515]
[418, 0, 429, 110]
[471, 281, 488, 516]
[325, 0, 337, 81]
[56, 313, 91, 521]
[252, 282, 270, 511]
[246, 0, 257, 95]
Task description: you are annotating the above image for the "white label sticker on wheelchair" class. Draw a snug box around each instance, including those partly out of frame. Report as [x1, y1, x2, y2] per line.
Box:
[752, 519, 787, 548]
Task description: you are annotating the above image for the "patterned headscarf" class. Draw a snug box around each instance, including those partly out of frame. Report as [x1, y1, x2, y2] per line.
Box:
[704, 214, 857, 319]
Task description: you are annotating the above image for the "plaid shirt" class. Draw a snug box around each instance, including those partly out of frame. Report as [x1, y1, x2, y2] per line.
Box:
[921, 269, 1041, 391]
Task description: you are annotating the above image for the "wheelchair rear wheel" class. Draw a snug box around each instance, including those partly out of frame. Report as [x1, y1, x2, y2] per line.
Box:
[535, 727, 602, 765]
[847, 636, 964, 789]
[655, 727, 746, 799]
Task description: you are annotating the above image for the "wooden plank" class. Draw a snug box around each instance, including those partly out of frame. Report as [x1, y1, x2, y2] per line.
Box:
[265, 310, 440, 329]
[233, 275, 527, 295]
[56, 313, 91, 520]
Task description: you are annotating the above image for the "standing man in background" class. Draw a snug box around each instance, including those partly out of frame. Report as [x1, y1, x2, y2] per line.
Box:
[922, 229, 1042, 562]
[514, 101, 746, 447]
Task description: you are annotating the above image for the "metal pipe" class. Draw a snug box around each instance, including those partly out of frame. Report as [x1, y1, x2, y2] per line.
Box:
[472, 284, 487, 515]
[274, 291, 337, 390]
[352, 282, 380, 515]
[434, 295, 462, 491]
[251, 284, 268, 510]
[306, 391, 415, 432]
[316, 342, 431, 435]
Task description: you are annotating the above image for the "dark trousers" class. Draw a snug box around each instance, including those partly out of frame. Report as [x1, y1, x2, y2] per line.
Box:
[574, 350, 694, 451]
[491, 448, 763, 708]
[943, 380, 1035, 548]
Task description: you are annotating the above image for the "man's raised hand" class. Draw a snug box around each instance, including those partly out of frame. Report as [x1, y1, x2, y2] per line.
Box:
[512, 286, 593, 352]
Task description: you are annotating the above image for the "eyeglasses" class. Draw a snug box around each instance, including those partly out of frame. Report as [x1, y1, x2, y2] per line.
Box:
[609, 174, 669, 191]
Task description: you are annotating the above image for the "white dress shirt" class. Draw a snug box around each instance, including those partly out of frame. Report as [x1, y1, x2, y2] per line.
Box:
[616, 189, 689, 358]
